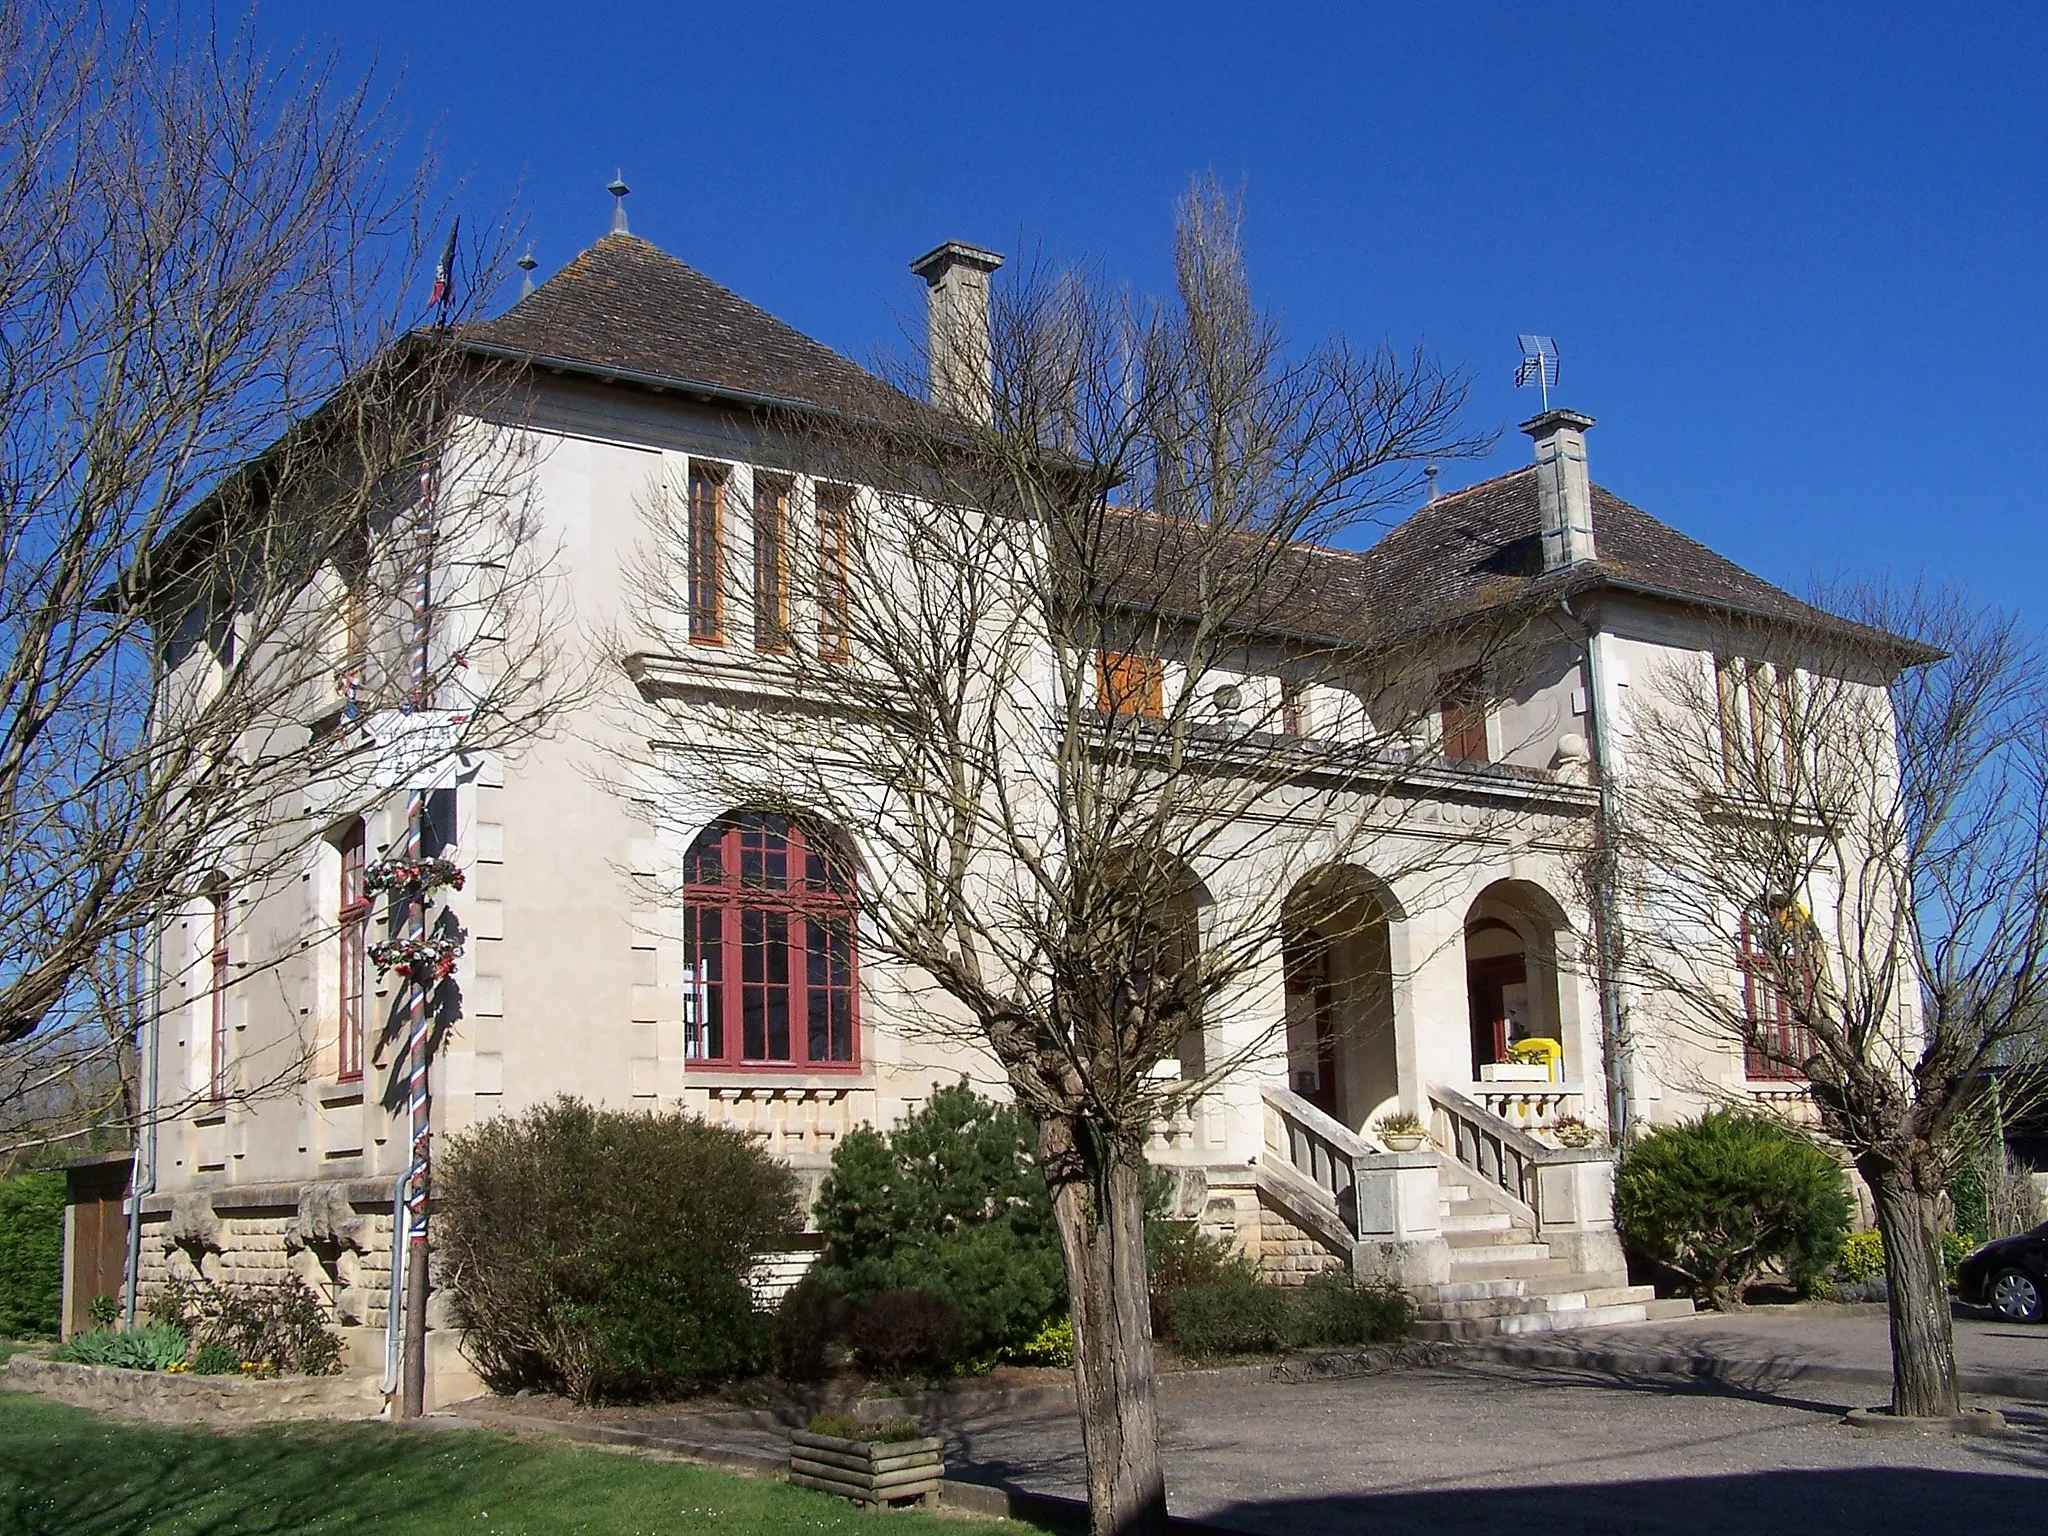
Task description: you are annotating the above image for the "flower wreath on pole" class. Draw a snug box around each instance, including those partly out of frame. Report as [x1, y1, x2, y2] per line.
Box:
[368, 935, 463, 986]
[365, 855, 466, 898]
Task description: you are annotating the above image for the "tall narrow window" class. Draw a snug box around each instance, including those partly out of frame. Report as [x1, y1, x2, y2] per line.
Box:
[688, 464, 724, 643]
[338, 822, 368, 1082]
[1098, 651, 1165, 718]
[208, 885, 231, 1101]
[816, 483, 851, 661]
[1439, 668, 1489, 763]
[1737, 909, 1815, 1080]
[1717, 657, 1796, 787]
[1279, 680, 1306, 737]
[753, 474, 789, 651]
[683, 813, 859, 1069]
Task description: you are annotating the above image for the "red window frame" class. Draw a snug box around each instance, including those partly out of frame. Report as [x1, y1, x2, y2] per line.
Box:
[817, 483, 851, 662]
[338, 822, 368, 1082]
[688, 464, 724, 643]
[208, 885, 231, 1101]
[1280, 681, 1306, 737]
[1737, 912, 1815, 1080]
[1439, 667, 1489, 763]
[683, 814, 859, 1072]
[1098, 650, 1164, 718]
[753, 474, 789, 652]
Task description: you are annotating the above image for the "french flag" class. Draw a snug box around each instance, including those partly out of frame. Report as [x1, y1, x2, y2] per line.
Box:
[429, 219, 461, 312]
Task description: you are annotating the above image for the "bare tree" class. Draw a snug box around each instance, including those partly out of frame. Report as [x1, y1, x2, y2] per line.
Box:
[0, 5, 573, 1160]
[617, 182, 1514, 1534]
[1614, 582, 2048, 1418]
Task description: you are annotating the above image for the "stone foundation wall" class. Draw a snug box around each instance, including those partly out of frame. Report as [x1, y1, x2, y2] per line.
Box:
[137, 1182, 398, 1332]
[1256, 1204, 1346, 1285]
[5, 1355, 384, 1423]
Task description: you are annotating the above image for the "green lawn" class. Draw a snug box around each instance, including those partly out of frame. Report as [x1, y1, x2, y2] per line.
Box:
[0, 1391, 1032, 1536]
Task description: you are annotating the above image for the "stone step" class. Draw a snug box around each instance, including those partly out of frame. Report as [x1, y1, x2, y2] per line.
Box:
[1493, 1301, 1650, 1335]
[1445, 1227, 1538, 1251]
[1411, 1300, 1650, 1342]
[1439, 1210, 1515, 1235]
[1429, 1277, 1530, 1304]
[1445, 1247, 1544, 1273]
[1644, 1297, 1698, 1321]
[1519, 1269, 1629, 1297]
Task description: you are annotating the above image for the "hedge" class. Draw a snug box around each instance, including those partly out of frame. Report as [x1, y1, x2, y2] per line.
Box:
[0, 1172, 64, 1338]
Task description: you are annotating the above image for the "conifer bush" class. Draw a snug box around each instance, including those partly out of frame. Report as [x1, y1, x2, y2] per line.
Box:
[0, 1172, 64, 1338]
[812, 1081, 1064, 1367]
[1615, 1110, 1851, 1309]
[439, 1097, 801, 1402]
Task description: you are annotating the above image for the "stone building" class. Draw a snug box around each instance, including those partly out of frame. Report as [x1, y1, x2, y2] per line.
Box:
[123, 207, 1918, 1404]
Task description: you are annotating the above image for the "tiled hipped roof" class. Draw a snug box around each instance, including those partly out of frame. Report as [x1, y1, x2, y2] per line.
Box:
[460, 233, 903, 417]
[1336, 466, 1872, 639]
[475, 234, 1910, 657]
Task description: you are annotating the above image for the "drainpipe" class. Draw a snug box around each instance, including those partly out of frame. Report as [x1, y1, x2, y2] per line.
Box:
[382, 1167, 408, 1397]
[124, 635, 168, 1331]
[1562, 596, 1633, 1141]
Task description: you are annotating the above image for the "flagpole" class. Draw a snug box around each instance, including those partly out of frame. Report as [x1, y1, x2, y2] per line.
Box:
[399, 217, 459, 1419]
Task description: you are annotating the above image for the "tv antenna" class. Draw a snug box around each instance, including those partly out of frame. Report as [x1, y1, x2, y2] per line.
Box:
[1515, 335, 1560, 410]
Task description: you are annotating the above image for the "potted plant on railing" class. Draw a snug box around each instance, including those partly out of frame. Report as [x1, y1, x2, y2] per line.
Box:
[788, 1411, 946, 1510]
[1373, 1111, 1429, 1153]
[1547, 1115, 1603, 1150]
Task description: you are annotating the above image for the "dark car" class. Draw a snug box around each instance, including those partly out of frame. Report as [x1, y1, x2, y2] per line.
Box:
[1956, 1223, 2048, 1322]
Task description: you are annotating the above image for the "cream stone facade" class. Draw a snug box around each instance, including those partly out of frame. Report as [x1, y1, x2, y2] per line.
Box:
[125, 224, 1917, 1401]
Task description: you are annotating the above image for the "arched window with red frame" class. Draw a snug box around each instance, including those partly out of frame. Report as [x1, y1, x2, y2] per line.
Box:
[683, 813, 858, 1070]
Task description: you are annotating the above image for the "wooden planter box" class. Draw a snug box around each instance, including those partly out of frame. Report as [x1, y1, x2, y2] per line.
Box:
[788, 1428, 946, 1510]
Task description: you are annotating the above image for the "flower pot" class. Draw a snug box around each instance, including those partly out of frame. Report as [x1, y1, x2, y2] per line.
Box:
[1382, 1133, 1426, 1152]
[788, 1428, 947, 1510]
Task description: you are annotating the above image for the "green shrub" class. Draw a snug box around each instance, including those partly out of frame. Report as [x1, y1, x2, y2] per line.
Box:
[1836, 1228, 1885, 1282]
[1170, 1270, 1294, 1357]
[0, 1172, 64, 1338]
[439, 1096, 801, 1403]
[190, 1342, 239, 1375]
[813, 1082, 1064, 1364]
[844, 1289, 962, 1378]
[1942, 1230, 1973, 1283]
[806, 1410, 923, 1443]
[1001, 1313, 1075, 1368]
[1289, 1271, 1412, 1348]
[151, 1277, 341, 1377]
[1145, 1216, 1252, 1339]
[1616, 1110, 1851, 1310]
[770, 1274, 846, 1383]
[50, 1323, 189, 1371]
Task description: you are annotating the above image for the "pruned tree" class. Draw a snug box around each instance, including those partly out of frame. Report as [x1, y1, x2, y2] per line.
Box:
[0, 5, 574, 1161]
[1614, 581, 2048, 1417]
[616, 181, 1520, 1534]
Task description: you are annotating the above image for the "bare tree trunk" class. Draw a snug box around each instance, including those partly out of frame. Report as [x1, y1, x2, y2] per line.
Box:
[1042, 1119, 1168, 1536]
[1863, 1154, 1960, 1417]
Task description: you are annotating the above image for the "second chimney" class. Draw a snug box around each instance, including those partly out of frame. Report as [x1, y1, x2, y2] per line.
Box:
[910, 240, 1003, 423]
[1521, 408, 1597, 570]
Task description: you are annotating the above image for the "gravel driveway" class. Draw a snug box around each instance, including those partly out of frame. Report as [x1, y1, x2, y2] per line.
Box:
[934, 1357, 2048, 1535]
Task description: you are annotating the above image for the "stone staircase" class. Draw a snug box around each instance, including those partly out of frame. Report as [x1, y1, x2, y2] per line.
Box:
[1413, 1167, 1693, 1340]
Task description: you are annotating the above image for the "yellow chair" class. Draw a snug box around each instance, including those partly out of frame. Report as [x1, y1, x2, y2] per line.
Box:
[1509, 1037, 1563, 1082]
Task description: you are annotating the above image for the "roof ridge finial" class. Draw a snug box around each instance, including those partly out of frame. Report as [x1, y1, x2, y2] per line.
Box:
[607, 171, 630, 236]
[516, 247, 537, 299]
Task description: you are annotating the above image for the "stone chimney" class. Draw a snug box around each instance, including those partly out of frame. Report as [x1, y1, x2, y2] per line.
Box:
[1521, 408, 1597, 570]
[910, 240, 1003, 423]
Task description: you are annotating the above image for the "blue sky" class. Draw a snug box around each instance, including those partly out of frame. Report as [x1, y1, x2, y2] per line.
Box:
[267, 3, 2048, 621]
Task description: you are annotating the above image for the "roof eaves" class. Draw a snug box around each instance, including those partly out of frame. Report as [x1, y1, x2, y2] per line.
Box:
[454, 337, 854, 423]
